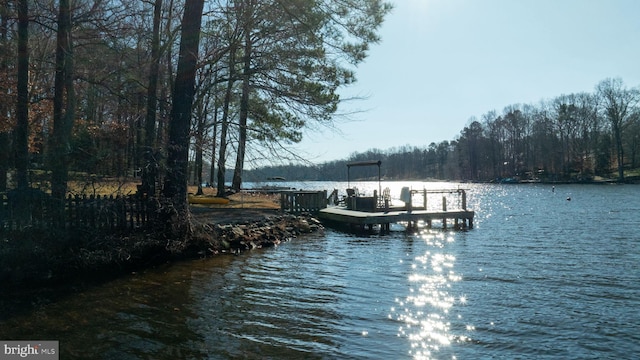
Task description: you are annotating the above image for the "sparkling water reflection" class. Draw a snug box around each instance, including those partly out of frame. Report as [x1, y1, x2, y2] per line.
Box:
[390, 231, 462, 360]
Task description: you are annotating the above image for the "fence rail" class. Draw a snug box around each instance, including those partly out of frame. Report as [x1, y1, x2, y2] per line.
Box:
[280, 190, 327, 214]
[0, 191, 155, 232]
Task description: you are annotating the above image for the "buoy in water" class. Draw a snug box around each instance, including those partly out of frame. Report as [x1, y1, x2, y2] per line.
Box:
[566, 197, 571, 201]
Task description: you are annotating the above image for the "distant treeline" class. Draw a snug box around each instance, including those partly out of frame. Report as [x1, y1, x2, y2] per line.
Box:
[245, 78, 640, 183]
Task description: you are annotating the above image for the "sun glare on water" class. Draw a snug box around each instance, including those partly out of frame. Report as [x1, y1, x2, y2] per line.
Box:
[390, 229, 469, 359]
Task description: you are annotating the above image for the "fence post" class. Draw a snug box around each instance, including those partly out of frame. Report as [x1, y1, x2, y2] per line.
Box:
[108, 195, 115, 230]
[96, 195, 102, 229]
[133, 197, 138, 228]
[0, 193, 6, 232]
[88, 194, 95, 228]
[66, 194, 72, 229]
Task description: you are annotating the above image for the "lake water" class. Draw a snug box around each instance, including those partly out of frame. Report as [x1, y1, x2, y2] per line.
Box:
[1, 182, 639, 359]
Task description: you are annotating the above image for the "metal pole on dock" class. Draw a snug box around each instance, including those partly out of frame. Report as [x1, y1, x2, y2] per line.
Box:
[442, 196, 447, 229]
[461, 190, 467, 210]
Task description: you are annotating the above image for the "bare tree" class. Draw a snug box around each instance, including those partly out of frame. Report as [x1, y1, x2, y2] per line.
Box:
[231, 0, 253, 192]
[596, 78, 640, 181]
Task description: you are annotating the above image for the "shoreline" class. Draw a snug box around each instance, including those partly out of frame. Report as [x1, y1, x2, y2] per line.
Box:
[0, 210, 323, 320]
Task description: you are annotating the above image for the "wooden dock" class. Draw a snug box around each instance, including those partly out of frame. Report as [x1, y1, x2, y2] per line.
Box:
[318, 206, 474, 231]
[279, 186, 475, 231]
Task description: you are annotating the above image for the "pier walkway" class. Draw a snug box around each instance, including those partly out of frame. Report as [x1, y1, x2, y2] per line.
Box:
[318, 206, 474, 231]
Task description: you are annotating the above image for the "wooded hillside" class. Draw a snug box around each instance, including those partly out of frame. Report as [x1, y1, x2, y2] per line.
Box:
[246, 78, 640, 183]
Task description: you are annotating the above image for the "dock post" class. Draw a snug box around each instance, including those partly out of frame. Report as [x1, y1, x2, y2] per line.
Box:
[423, 190, 427, 210]
[461, 190, 467, 210]
[442, 196, 447, 229]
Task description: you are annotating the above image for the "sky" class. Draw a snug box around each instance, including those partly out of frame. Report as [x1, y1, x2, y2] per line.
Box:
[291, 0, 640, 164]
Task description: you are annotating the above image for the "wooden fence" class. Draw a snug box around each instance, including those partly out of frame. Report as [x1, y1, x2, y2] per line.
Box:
[0, 191, 155, 232]
[280, 190, 328, 214]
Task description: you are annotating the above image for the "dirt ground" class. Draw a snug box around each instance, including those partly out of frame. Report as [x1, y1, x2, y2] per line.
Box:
[189, 190, 283, 225]
[188, 190, 281, 209]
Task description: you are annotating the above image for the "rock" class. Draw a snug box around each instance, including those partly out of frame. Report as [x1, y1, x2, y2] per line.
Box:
[231, 227, 245, 238]
[297, 219, 311, 233]
[199, 213, 322, 254]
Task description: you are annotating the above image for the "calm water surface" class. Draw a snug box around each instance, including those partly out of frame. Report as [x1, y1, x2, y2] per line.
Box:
[1, 182, 639, 359]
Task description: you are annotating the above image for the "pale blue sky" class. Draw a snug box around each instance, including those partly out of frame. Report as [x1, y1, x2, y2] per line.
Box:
[295, 0, 640, 164]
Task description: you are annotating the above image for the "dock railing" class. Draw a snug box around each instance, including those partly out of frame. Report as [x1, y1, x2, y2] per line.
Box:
[404, 188, 468, 212]
[280, 190, 328, 214]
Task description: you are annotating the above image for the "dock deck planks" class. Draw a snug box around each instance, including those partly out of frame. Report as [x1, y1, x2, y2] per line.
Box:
[318, 206, 474, 229]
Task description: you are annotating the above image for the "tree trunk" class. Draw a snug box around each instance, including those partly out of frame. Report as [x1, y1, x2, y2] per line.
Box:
[209, 87, 218, 187]
[194, 100, 206, 195]
[216, 45, 236, 197]
[15, 0, 29, 189]
[163, 0, 205, 215]
[232, 23, 252, 192]
[0, 7, 9, 192]
[614, 124, 624, 181]
[50, 0, 75, 201]
[141, 0, 163, 198]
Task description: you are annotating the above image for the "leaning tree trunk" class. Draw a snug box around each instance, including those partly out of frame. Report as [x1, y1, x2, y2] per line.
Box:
[163, 0, 205, 219]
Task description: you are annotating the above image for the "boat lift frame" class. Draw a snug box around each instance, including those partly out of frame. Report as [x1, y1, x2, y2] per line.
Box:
[346, 160, 382, 198]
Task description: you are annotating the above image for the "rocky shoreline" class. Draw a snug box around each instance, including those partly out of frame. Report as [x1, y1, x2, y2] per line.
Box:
[193, 212, 324, 255]
[0, 211, 324, 297]
[0, 212, 323, 320]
